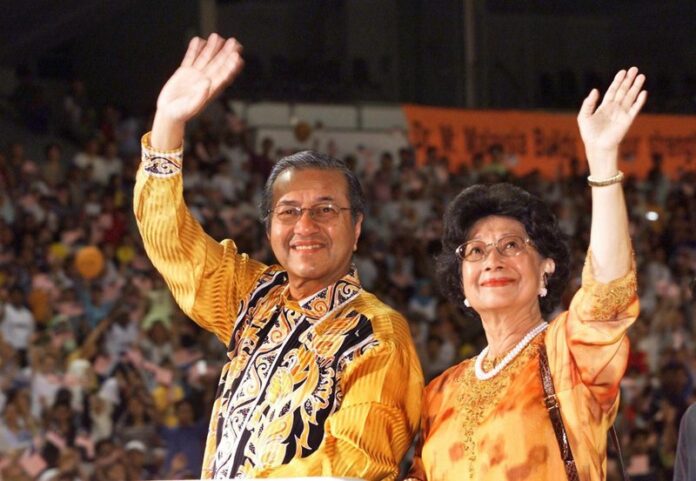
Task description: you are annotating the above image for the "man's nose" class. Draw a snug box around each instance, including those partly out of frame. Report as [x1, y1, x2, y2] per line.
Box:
[293, 209, 320, 233]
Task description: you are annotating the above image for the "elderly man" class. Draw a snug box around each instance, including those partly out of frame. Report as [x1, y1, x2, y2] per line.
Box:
[134, 34, 422, 480]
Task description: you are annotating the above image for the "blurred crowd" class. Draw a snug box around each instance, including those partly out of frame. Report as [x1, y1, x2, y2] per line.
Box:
[0, 76, 694, 481]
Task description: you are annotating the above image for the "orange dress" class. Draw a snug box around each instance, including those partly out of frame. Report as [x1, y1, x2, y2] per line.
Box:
[407, 253, 638, 481]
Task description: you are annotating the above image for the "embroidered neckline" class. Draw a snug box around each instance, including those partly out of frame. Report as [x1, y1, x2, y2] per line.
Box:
[474, 321, 549, 381]
[279, 266, 362, 320]
[453, 333, 545, 479]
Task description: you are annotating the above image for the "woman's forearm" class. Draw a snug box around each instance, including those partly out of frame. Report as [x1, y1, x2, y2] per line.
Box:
[588, 149, 632, 282]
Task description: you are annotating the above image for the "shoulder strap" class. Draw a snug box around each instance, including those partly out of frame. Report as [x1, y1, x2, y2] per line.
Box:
[538, 343, 630, 481]
[610, 425, 630, 481]
[538, 343, 580, 481]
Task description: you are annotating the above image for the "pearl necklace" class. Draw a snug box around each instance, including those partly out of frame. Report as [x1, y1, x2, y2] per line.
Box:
[474, 321, 549, 381]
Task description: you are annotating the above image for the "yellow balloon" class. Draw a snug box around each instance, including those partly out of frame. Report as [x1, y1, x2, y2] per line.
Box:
[293, 121, 312, 142]
[74, 246, 105, 279]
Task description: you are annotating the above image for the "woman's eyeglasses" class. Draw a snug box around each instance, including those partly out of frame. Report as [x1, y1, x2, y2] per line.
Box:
[455, 235, 533, 262]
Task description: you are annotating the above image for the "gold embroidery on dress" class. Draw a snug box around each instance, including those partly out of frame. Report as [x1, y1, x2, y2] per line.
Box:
[454, 336, 543, 480]
[582, 251, 637, 321]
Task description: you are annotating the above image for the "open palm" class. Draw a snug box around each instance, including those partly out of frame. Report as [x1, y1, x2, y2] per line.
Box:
[156, 34, 243, 123]
[577, 67, 647, 157]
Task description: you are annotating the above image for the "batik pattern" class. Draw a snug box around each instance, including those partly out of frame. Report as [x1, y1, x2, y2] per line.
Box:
[134, 134, 422, 481]
[208, 268, 380, 479]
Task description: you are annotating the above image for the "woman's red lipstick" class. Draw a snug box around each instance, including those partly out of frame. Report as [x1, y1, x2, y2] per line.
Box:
[481, 278, 514, 287]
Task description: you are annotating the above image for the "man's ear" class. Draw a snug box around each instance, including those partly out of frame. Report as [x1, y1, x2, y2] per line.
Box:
[353, 213, 363, 251]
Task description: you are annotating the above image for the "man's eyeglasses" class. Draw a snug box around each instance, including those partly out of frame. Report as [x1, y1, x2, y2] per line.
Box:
[268, 203, 352, 224]
[455, 235, 533, 262]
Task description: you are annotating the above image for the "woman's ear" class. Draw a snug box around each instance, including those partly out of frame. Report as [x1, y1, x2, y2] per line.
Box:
[544, 258, 556, 276]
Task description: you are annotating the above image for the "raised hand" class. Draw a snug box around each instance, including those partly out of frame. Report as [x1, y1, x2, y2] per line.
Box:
[577, 67, 647, 174]
[157, 34, 243, 124]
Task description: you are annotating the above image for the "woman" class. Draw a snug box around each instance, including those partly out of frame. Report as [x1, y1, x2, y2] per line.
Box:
[407, 68, 645, 481]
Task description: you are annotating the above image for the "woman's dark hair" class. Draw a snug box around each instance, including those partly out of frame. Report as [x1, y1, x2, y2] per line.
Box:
[436, 183, 570, 319]
[259, 150, 365, 229]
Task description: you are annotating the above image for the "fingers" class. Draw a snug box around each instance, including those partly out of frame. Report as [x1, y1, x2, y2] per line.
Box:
[602, 69, 627, 104]
[612, 66, 639, 105]
[622, 71, 646, 110]
[191, 33, 226, 70]
[578, 89, 599, 119]
[213, 51, 244, 97]
[181, 37, 204, 68]
[597, 66, 647, 115]
[205, 38, 244, 89]
[629, 90, 648, 117]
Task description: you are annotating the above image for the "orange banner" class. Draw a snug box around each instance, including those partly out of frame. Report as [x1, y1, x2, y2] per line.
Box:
[402, 104, 696, 178]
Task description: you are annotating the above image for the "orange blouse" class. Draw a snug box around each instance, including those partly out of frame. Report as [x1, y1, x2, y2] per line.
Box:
[408, 253, 638, 481]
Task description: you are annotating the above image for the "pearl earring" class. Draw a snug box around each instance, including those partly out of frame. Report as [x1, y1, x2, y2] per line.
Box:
[539, 272, 549, 298]
[464, 298, 471, 307]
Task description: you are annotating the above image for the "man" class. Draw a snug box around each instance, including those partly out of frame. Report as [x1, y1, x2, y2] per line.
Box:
[134, 33, 423, 480]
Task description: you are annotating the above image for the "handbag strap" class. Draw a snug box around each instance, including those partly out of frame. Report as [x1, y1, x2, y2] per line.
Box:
[538, 343, 629, 481]
[610, 425, 630, 481]
[538, 344, 580, 481]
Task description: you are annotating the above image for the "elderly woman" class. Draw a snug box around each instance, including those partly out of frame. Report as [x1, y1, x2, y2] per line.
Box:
[407, 68, 645, 481]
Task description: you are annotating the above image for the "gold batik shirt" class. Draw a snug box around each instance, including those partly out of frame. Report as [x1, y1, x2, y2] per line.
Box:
[407, 253, 638, 481]
[134, 134, 423, 480]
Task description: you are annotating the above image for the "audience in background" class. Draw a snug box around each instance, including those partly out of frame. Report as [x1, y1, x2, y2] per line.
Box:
[0, 77, 694, 481]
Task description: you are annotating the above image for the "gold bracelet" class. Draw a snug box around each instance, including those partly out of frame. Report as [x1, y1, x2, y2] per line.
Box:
[587, 170, 624, 187]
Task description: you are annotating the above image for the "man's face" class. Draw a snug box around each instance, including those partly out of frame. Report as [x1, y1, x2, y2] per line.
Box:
[268, 169, 362, 298]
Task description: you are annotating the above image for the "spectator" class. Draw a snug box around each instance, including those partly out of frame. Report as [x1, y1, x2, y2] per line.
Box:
[1, 287, 35, 367]
[159, 399, 207, 478]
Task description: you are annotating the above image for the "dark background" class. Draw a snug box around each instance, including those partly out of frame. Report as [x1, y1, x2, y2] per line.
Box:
[2, 0, 695, 114]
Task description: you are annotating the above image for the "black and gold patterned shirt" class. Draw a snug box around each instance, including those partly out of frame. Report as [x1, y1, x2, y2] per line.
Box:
[134, 134, 423, 480]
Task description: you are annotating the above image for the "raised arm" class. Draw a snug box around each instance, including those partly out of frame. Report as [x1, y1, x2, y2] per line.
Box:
[135, 34, 265, 344]
[577, 67, 646, 282]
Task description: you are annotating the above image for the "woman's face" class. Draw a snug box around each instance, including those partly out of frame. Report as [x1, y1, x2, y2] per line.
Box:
[460, 216, 554, 316]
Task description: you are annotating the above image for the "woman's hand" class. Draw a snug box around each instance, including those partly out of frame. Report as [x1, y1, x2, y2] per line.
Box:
[584, 68, 646, 282]
[577, 67, 647, 176]
[151, 33, 243, 150]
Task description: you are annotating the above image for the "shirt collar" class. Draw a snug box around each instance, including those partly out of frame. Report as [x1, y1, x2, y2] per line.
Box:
[280, 266, 362, 320]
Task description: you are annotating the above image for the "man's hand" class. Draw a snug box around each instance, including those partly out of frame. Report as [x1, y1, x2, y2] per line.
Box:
[152, 33, 243, 150]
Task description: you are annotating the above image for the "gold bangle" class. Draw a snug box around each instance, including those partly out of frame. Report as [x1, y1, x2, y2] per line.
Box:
[587, 170, 624, 187]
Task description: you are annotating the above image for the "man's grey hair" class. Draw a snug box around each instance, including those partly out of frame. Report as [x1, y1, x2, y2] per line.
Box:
[259, 150, 366, 230]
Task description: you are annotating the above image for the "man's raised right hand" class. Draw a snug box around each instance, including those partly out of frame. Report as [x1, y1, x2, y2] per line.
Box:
[152, 34, 243, 150]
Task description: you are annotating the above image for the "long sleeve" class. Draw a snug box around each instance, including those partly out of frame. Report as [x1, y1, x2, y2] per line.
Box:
[546, 249, 639, 411]
[539, 249, 639, 480]
[260, 336, 423, 481]
[133, 133, 267, 344]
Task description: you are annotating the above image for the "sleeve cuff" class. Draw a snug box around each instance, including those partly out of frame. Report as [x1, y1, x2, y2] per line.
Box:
[580, 249, 638, 321]
[141, 132, 184, 178]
